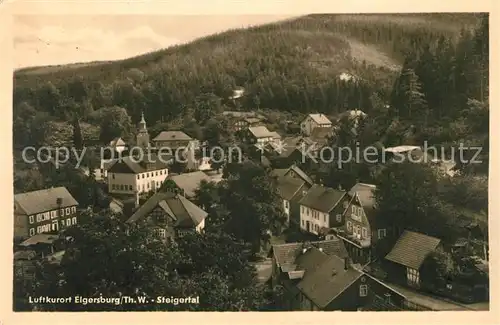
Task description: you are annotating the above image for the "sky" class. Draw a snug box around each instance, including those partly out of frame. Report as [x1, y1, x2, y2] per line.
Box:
[14, 15, 295, 69]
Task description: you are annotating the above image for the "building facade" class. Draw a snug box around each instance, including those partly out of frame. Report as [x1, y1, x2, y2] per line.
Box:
[14, 187, 79, 239]
[300, 113, 332, 136]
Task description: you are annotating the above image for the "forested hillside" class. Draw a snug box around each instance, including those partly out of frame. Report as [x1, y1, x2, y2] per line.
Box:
[13, 13, 485, 149]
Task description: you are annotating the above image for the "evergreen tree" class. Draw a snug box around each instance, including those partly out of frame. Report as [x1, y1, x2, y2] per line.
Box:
[72, 116, 84, 150]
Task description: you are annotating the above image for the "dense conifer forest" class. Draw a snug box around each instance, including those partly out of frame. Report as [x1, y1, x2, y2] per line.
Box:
[13, 14, 486, 143]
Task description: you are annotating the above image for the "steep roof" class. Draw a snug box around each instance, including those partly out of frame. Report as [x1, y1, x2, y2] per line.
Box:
[169, 171, 212, 197]
[276, 176, 307, 201]
[153, 130, 193, 142]
[271, 238, 348, 270]
[299, 184, 346, 213]
[126, 191, 207, 227]
[308, 113, 332, 125]
[348, 183, 377, 220]
[15, 187, 78, 216]
[248, 126, 273, 138]
[385, 231, 441, 270]
[271, 165, 313, 186]
[297, 250, 363, 309]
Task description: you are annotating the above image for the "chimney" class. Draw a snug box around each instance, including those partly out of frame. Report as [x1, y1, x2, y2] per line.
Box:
[344, 257, 350, 270]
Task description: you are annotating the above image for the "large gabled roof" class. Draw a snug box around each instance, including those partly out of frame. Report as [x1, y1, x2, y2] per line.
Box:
[385, 230, 441, 270]
[15, 187, 78, 215]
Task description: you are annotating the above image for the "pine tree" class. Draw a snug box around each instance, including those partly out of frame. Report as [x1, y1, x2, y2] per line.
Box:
[72, 115, 84, 150]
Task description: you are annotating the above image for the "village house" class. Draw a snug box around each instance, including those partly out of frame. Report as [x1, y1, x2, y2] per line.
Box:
[271, 164, 314, 187]
[298, 185, 347, 236]
[275, 175, 310, 226]
[384, 230, 443, 289]
[153, 130, 196, 151]
[334, 183, 390, 265]
[107, 154, 171, 196]
[18, 233, 61, 258]
[270, 238, 401, 311]
[126, 191, 208, 241]
[167, 171, 213, 198]
[14, 187, 79, 239]
[222, 111, 266, 132]
[300, 113, 332, 136]
[242, 125, 280, 146]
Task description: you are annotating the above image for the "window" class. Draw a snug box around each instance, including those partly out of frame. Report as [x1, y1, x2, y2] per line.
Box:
[155, 172, 158, 176]
[50, 210, 57, 219]
[61, 219, 65, 226]
[359, 285, 368, 297]
[71, 207, 76, 213]
[302, 220, 305, 226]
[66, 208, 71, 215]
[66, 218, 71, 225]
[147, 173, 150, 177]
[112, 174, 115, 179]
[323, 214, 326, 222]
[37, 226, 42, 234]
[378, 229, 387, 239]
[362, 227, 368, 239]
[347, 221, 352, 232]
[72, 217, 77, 225]
[351, 206, 356, 215]
[407, 268, 420, 286]
[29, 228, 35, 236]
[142, 174, 145, 179]
[284, 201, 289, 208]
[137, 175, 140, 179]
[307, 208, 309, 216]
[36, 214, 42, 222]
[29, 216, 34, 224]
[336, 214, 342, 222]
[60, 209, 65, 217]
[129, 185, 133, 191]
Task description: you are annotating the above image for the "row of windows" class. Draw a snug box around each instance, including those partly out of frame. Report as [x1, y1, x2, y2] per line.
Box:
[346, 221, 387, 239]
[29, 207, 76, 224]
[136, 170, 167, 180]
[28, 217, 77, 236]
[110, 169, 167, 180]
[112, 184, 133, 191]
[301, 206, 327, 222]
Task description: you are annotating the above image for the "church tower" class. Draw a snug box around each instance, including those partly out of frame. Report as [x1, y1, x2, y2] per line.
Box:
[136, 111, 150, 149]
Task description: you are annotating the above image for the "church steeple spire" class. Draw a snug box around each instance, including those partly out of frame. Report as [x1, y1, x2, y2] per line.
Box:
[139, 111, 147, 130]
[136, 110, 150, 149]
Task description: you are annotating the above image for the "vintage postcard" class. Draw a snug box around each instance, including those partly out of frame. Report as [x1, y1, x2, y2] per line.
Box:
[1, 0, 497, 324]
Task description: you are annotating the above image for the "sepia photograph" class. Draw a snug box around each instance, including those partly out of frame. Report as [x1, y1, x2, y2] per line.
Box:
[9, 7, 490, 315]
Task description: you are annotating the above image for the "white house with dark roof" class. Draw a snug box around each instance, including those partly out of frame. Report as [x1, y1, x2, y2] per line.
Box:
[14, 187, 79, 238]
[300, 113, 332, 136]
[107, 154, 172, 196]
[298, 185, 347, 235]
[126, 191, 208, 241]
